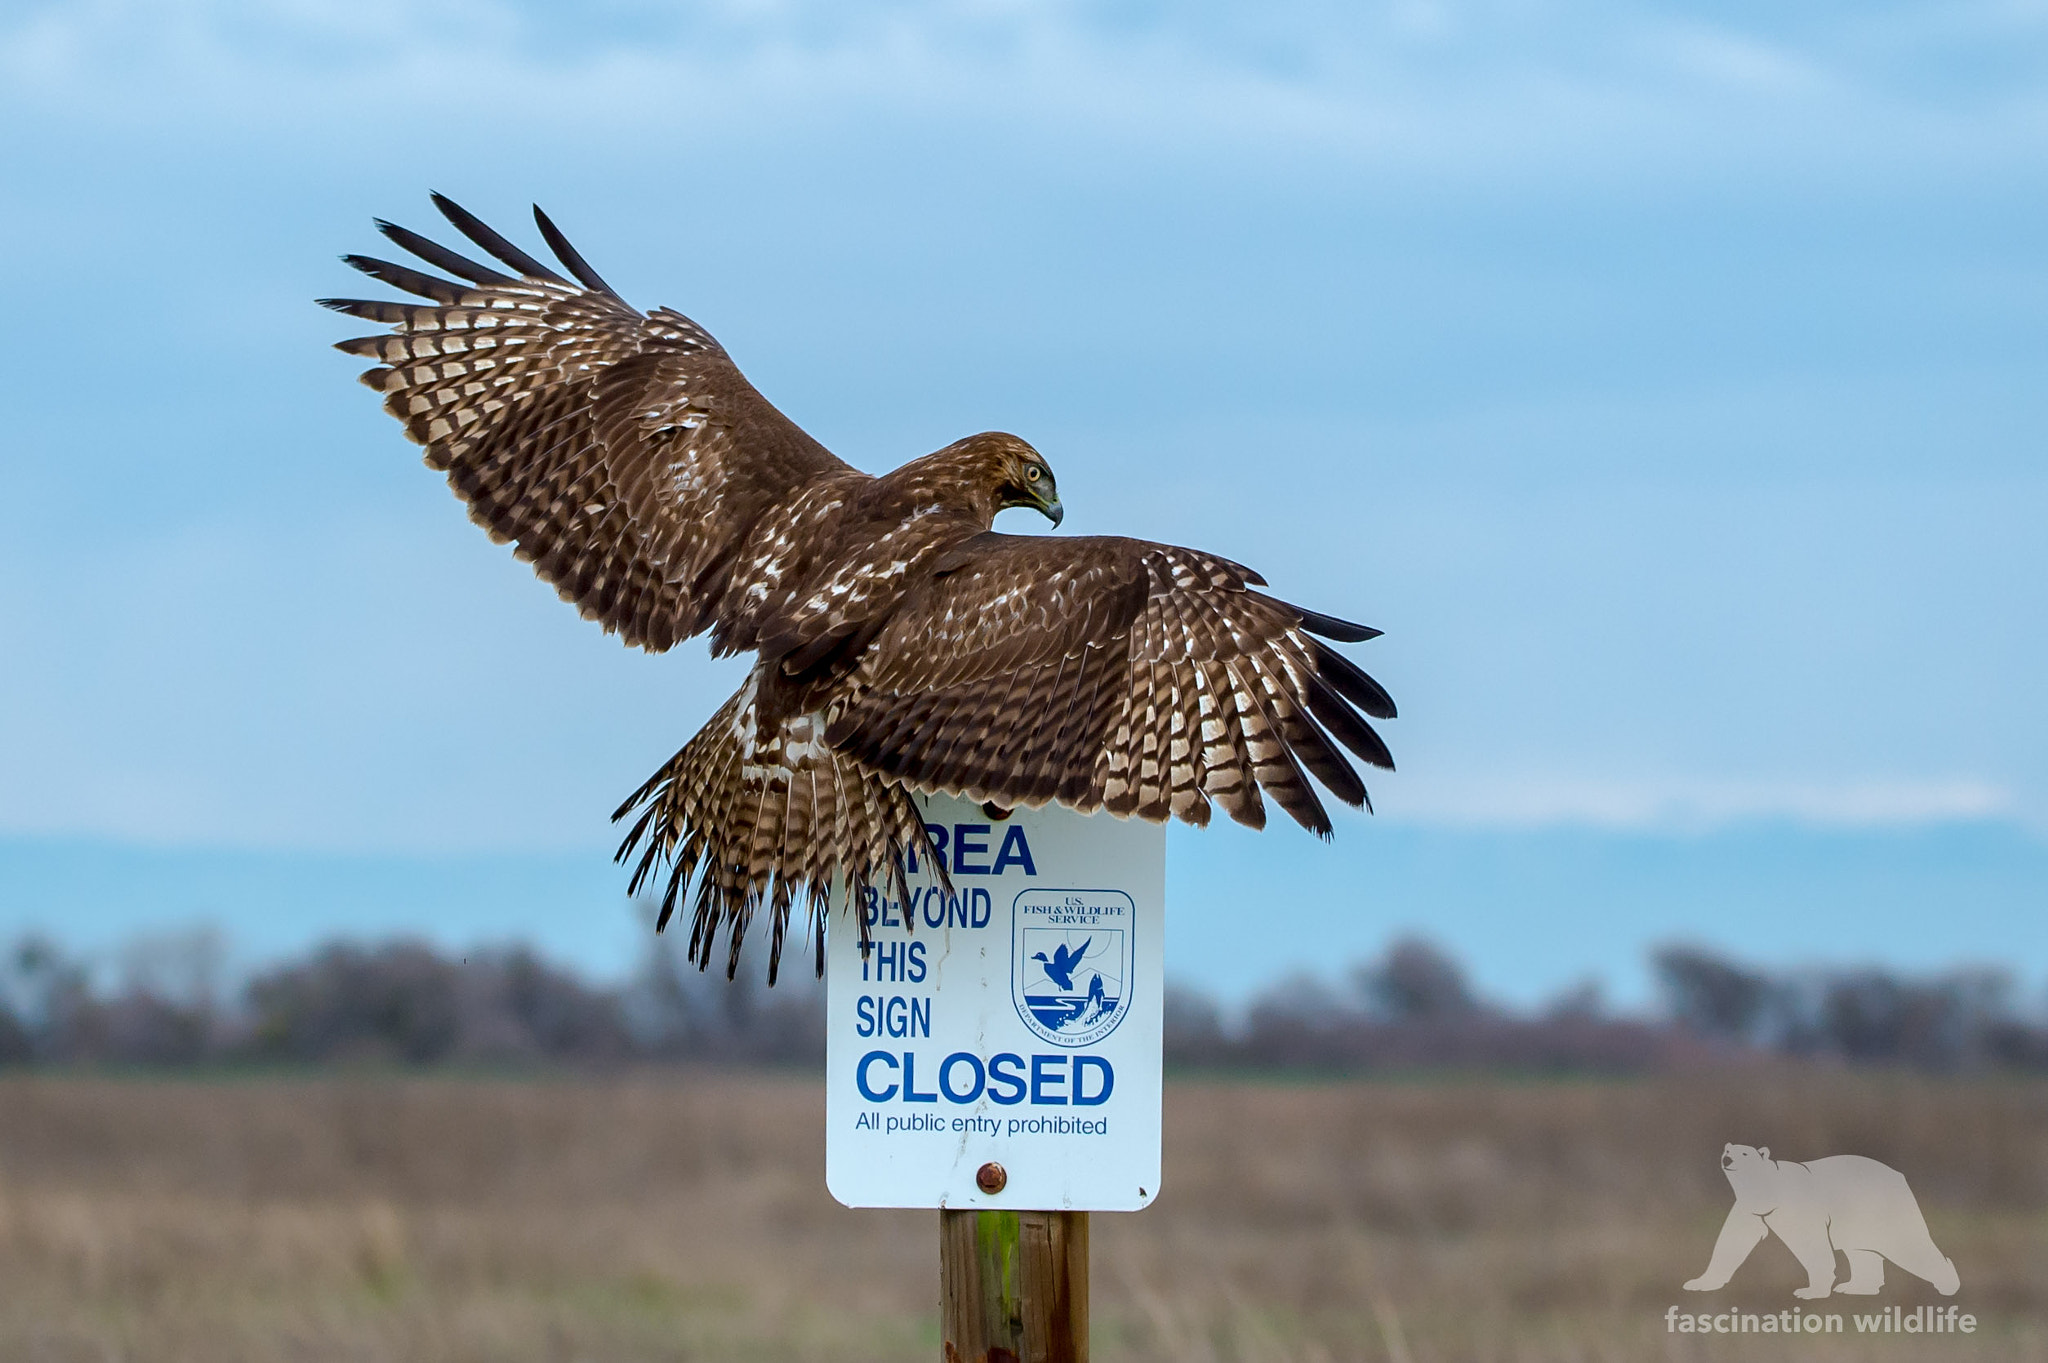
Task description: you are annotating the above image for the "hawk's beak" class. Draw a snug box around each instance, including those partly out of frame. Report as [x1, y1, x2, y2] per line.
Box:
[1041, 496, 1064, 528]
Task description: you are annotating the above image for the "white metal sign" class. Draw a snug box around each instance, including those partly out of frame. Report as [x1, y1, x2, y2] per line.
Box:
[826, 793, 1164, 1211]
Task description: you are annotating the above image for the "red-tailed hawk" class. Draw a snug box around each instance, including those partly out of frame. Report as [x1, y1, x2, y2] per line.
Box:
[324, 196, 1396, 980]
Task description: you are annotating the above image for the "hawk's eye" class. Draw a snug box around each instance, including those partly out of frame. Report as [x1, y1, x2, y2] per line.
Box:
[1025, 466, 1042, 483]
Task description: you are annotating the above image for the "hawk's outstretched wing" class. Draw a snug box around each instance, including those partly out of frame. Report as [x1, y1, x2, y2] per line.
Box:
[329, 198, 1398, 981]
[825, 533, 1396, 835]
[321, 194, 858, 651]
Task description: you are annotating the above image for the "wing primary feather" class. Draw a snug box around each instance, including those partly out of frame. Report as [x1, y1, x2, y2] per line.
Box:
[1305, 673, 1396, 771]
[318, 297, 410, 323]
[375, 219, 518, 286]
[430, 192, 568, 283]
[1257, 664, 1366, 810]
[1311, 638, 1398, 719]
[339, 254, 467, 303]
[1292, 604, 1382, 642]
[1223, 656, 1333, 838]
[532, 205, 622, 299]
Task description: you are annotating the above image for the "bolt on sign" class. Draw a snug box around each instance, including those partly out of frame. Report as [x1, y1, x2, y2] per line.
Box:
[827, 793, 1165, 1211]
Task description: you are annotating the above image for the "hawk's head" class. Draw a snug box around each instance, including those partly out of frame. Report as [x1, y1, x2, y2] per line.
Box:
[992, 434, 1064, 528]
[936, 431, 1063, 529]
[906, 431, 1064, 529]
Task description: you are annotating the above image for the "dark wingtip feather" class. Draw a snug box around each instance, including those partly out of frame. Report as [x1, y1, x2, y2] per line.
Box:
[320, 296, 415, 325]
[1307, 674, 1396, 771]
[1296, 606, 1382, 642]
[1275, 786, 1335, 840]
[430, 191, 567, 283]
[1282, 701, 1369, 812]
[340, 253, 468, 304]
[1312, 639, 1397, 720]
[375, 218, 518, 286]
[532, 204, 621, 299]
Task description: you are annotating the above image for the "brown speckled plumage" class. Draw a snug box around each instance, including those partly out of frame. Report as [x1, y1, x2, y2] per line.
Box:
[325, 196, 1397, 980]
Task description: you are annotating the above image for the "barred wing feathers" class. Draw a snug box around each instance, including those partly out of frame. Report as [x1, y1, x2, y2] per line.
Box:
[826, 534, 1395, 836]
[320, 195, 858, 652]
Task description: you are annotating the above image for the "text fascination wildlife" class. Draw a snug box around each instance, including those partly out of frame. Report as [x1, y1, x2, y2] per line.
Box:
[323, 196, 1396, 981]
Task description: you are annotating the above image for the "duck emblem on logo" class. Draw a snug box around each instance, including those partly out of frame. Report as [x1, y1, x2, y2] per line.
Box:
[1012, 888, 1135, 1047]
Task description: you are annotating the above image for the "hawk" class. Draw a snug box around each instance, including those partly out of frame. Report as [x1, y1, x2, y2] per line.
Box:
[324, 196, 1397, 980]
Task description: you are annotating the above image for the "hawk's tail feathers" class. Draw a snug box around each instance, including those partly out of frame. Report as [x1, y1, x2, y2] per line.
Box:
[612, 677, 940, 983]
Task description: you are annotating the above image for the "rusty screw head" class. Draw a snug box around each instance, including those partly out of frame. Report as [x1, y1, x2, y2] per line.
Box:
[975, 1161, 1008, 1194]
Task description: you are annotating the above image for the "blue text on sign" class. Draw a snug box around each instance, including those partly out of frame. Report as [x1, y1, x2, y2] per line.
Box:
[855, 1050, 1114, 1106]
[904, 823, 1038, 877]
[859, 939, 927, 983]
[854, 994, 932, 1038]
[862, 887, 994, 932]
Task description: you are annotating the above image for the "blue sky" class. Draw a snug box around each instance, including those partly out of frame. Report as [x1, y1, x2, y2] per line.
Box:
[2, 0, 2042, 1008]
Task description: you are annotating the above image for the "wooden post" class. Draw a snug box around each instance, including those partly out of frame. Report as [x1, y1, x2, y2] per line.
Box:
[940, 1208, 1089, 1363]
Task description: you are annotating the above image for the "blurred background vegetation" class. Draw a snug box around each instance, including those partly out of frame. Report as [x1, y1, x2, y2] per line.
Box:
[3, 932, 2042, 1360]
[1, 1067, 2041, 1362]
[2, 925, 2042, 1076]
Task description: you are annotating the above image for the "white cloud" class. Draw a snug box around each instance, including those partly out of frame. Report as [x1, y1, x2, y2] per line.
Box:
[2, 0, 2042, 186]
[1391, 773, 2016, 833]
[1649, 21, 1833, 94]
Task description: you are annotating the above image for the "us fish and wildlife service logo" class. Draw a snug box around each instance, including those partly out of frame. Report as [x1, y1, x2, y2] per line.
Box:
[1012, 888, 1135, 1047]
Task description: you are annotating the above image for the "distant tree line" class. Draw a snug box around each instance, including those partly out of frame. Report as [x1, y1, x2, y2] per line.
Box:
[0, 928, 824, 1069]
[1648, 944, 2048, 1071]
[0, 927, 2041, 1074]
[1164, 938, 2048, 1074]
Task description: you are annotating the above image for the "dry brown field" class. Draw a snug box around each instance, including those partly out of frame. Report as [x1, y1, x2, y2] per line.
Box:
[0, 1069, 2041, 1362]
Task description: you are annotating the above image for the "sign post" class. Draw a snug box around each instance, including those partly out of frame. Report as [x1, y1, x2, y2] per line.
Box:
[826, 793, 1165, 1361]
[940, 1207, 1088, 1361]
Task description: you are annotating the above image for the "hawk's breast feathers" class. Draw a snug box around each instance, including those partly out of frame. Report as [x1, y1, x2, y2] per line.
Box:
[326, 197, 1396, 979]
